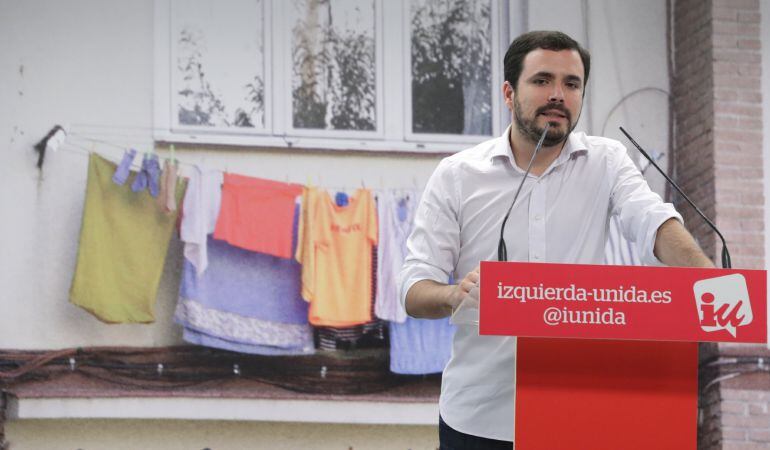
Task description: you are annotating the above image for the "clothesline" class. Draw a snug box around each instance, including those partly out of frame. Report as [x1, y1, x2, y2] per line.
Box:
[60, 133, 426, 193]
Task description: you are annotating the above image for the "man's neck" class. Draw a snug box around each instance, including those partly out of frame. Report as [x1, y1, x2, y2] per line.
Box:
[509, 126, 567, 177]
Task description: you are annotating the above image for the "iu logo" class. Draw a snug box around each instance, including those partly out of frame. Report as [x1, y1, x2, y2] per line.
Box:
[693, 274, 753, 338]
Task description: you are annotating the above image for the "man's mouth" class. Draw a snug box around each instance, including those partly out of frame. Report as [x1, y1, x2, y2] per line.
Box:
[539, 109, 568, 120]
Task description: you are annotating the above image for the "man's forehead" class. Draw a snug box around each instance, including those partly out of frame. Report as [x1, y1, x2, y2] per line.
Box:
[521, 48, 584, 80]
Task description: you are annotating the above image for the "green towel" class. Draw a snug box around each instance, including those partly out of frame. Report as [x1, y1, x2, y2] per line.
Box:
[70, 153, 186, 323]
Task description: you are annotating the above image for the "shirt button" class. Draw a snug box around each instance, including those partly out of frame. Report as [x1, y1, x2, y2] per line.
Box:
[534, 214, 543, 221]
[533, 254, 541, 260]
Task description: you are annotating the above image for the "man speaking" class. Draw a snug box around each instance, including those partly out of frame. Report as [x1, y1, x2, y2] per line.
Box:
[398, 30, 713, 449]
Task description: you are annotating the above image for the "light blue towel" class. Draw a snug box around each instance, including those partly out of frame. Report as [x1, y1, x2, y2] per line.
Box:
[389, 316, 454, 375]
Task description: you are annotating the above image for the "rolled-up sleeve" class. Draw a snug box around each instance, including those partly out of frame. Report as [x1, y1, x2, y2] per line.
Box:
[398, 158, 461, 313]
[609, 146, 682, 266]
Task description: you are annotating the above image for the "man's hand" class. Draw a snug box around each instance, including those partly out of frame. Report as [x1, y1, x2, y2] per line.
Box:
[451, 265, 480, 311]
[449, 266, 482, 325]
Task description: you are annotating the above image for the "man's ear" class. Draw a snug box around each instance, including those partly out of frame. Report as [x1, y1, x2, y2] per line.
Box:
[503, 81, 514, 111]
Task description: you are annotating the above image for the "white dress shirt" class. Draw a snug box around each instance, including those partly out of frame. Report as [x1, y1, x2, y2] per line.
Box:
[398, 127, 681, 441]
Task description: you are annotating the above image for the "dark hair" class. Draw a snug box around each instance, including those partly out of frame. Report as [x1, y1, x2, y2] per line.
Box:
[504, 31, 591, 89]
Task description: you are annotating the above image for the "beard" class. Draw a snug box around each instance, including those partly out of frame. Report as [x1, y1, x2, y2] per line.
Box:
[513, 96, 578, 147]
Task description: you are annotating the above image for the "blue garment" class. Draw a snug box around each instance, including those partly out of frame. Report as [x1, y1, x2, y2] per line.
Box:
[175, 205, 313, 355]
[389, 316, 454, 375]
[112, 148, 137, 185]
[178, 238, 309, 324]
[131, 153, 161, 197]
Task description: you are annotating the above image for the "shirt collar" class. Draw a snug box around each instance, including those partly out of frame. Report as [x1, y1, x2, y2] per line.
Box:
[557, 129, 589, 163]
[490, 125, 589, 166]
[489, 125, 516, 161]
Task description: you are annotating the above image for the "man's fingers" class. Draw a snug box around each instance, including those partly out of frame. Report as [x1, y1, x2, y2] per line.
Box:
[458, 265, 482, 295]
[468, 284, 480, 303]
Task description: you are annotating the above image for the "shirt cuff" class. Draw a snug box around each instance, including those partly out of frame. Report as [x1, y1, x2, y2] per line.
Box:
[397, 262, 451, 314]
[639, 204, 683, 267]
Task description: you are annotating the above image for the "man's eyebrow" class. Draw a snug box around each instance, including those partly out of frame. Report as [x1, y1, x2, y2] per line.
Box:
[528, 71, 554, 80]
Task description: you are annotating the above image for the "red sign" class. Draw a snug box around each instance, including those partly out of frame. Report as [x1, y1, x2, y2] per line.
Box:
[479, 261, 767, 343]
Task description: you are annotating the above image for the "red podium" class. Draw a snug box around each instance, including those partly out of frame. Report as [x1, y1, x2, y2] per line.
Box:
[479, 261, 767, 450]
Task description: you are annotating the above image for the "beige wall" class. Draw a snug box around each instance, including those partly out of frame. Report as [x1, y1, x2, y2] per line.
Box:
[1, 0, 672, 448]
[0, 0, 671, 350]
[0, 0, 441, 349]
[6, 419, 438, 450]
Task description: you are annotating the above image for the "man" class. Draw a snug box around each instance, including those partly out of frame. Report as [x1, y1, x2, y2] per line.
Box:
[398, 31, 713, 449]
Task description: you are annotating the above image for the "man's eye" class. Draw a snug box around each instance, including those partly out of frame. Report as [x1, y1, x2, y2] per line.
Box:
[533, 79, 547, 85]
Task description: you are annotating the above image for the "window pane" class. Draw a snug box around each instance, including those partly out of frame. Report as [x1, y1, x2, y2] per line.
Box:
[173, 0, 266, 129]
[411, 0, 492, 135]
[290, 0, 377, 131]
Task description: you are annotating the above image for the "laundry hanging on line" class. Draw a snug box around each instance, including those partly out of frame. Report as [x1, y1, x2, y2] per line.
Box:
[66, 149, 455, 375]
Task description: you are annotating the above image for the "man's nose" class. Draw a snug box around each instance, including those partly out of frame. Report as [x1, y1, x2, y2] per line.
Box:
[548, 85, 565, 103]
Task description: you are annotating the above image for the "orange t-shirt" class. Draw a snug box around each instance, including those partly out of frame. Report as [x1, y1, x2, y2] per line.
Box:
[296, 188, 378, 326]
[214, 173, 303, 259]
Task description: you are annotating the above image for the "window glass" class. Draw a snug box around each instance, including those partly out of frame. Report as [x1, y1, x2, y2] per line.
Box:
[290, 0, 377, 131]
[410, 0, 492, 135]
[172, 0, 267, 130]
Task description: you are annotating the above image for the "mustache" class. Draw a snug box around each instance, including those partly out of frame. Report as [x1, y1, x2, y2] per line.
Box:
[536, 103, 571, 122]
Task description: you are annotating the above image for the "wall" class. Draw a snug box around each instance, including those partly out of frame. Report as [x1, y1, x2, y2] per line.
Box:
[0, 0, 441, 349]
[674, 0, 769, 449]
[0, 0, 671, 448]
[0, 0, 671, 350]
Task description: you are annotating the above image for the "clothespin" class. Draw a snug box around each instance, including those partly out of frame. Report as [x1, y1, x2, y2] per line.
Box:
[170, 144, 176, 164]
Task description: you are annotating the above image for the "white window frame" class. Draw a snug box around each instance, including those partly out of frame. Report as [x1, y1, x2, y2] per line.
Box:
[154, 0, 511, 152]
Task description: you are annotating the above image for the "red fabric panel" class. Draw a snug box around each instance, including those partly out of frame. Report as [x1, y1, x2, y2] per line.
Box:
[214, 173, 303, 259]
[515, 338, 697, 450]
